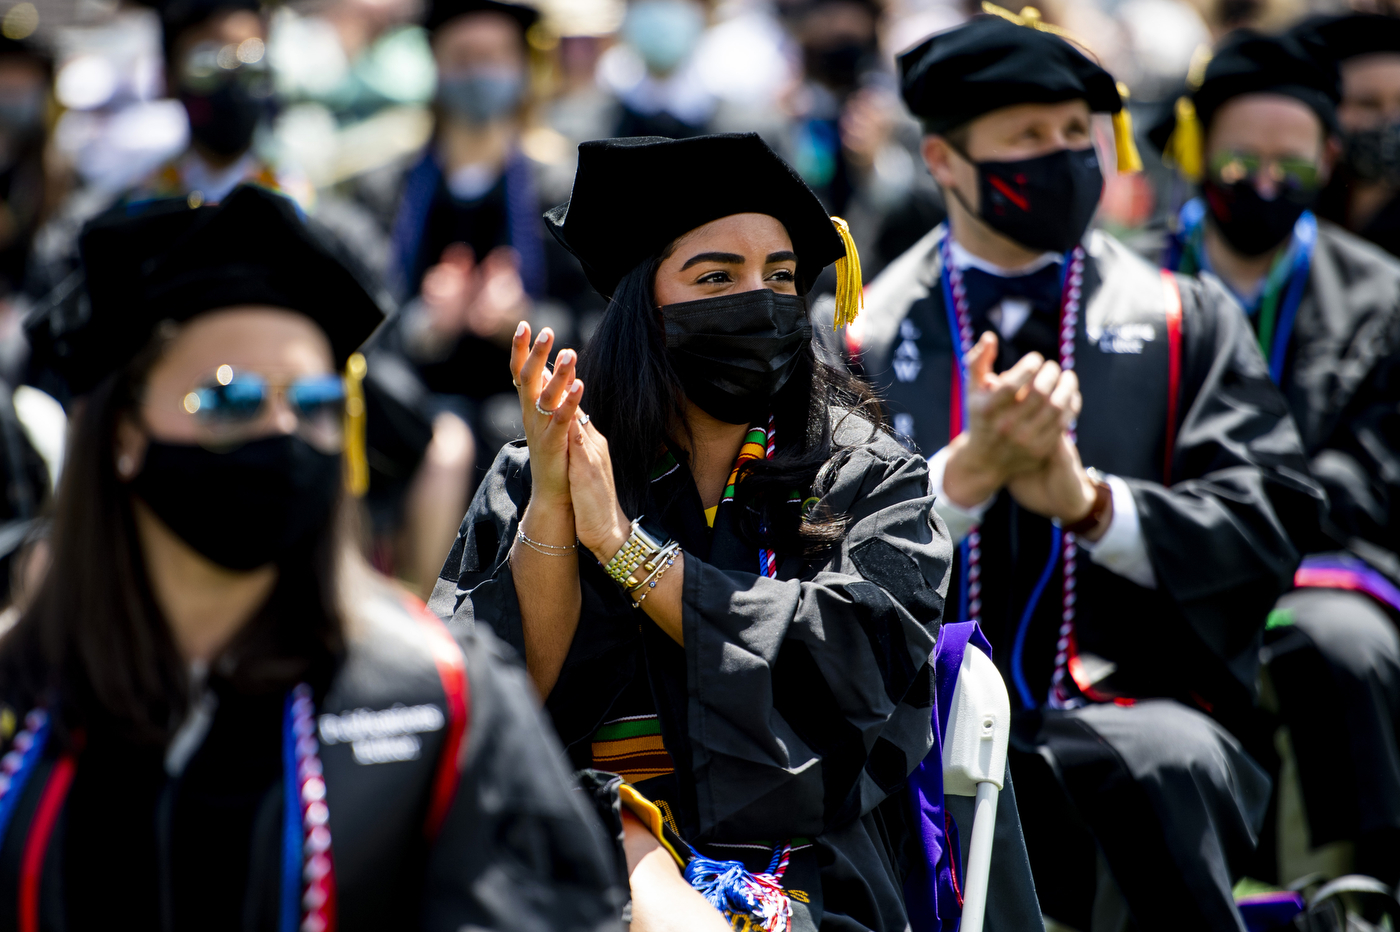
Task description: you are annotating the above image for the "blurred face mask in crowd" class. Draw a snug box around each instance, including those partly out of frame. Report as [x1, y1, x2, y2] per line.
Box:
[803, 40, 870, 92]
[1344, 122, 1400, 185]
[436, 67, 525, 124]
[624, 0, 704, 75]
[178, 39, 273, 157]
[0, 85, 42, 136]
[1203, 151, 1320, 256]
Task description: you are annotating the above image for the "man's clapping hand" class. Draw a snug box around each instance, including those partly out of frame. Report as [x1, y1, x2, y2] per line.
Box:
[941, 331, 1081, 508]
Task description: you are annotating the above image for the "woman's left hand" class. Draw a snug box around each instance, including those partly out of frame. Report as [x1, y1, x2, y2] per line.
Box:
[567, 414, 631, 562]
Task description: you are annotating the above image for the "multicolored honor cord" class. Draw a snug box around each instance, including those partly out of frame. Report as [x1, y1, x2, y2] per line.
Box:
[282, 683, 336, 932]
[0, 710, 49, 842]
[684, 842, 793, 932]
[1295, 553, 1400, 614]
[687, 413, 790, 928]
[939, 235, 1094, 708]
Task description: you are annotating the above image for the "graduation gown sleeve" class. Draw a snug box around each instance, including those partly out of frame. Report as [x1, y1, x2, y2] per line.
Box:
[1124, 270, 1325, 679]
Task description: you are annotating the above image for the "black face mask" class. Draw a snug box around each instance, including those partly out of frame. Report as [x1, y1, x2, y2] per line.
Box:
[1202, 179, 1311, 257]
[131, 434, 340, 571]
[1345, 122, 1400, 185]
[803, 41, 871, 92]
[180, 79, 264, 157]
[950, 146, 1103, 253]
[662, 289, 812, 425]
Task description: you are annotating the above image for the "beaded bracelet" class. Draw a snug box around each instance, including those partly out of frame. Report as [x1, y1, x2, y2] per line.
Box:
[603, 518, 669, 585]
[631, 545, 680, 608]
[516, 529, 577, 557]
[626, 540, 681, 592]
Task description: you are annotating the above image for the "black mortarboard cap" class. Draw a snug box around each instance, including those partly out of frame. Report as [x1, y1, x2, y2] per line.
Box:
[545, 133, 848, 301]
[897, 12, 1123, 135]
[1293, 14, 1400, 64]
[30, 185, 388, 396]
[424, 0, 537, 36]
[1148, 29, 1340, 156]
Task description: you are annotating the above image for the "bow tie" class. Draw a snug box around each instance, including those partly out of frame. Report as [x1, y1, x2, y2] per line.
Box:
[957, 263, 1066, 322]
[955, 262, 1066, 366]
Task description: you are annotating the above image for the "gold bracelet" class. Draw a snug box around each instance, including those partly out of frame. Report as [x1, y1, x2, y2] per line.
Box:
[603, 518, 668, 585]
[631, 547, 680, 608]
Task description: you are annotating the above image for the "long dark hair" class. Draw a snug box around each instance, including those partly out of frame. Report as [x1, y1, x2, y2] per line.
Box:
[576, 255, 884, 555]
[0, 335, 349, 748]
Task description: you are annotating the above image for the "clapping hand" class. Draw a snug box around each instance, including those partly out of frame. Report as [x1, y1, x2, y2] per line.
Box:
[423, 244, 528, 343]
[942, 331, 1081, 507]
[511, 323, 582, 510]
[509, 323, 631, 563]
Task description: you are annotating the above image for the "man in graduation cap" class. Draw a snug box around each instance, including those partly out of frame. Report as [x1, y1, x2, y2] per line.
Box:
[1153, 29, 1400, 888]
[852, 8, 1326, 930]
[1308, 13, 1400, 259]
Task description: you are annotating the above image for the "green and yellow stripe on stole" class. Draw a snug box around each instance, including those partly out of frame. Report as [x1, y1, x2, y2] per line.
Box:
[591, 715, 675, 783]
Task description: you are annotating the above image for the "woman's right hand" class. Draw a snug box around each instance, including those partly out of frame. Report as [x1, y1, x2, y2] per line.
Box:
[511, 323, 583, 505]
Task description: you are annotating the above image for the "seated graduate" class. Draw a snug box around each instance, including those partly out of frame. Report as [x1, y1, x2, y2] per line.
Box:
[1152, 28, 1400, 887]
[431, 133, 1041, 931]
[852, 10, 1326, 931]
[1309, 13, 1400, 260]
[0, 185, 621, 931]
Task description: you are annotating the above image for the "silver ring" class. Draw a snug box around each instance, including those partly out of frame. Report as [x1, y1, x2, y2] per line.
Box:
[512, 378, 521, 389]
[535, 400, 557, 417]
[577, 413, 591, 426]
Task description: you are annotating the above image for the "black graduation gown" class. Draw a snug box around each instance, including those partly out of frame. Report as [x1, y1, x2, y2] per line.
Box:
[1242, 221, 1400, 879]
[1317, 170, 1400, 261]
[853, 225, 1326, 931]
[431, 422, 1041, 931]
[0, 584, 623, 932]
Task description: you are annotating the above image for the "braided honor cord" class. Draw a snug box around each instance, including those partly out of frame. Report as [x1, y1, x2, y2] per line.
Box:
[940, 236, 1089, 708]
[685, 413, 790, 927]
[282, 684, 337, 932]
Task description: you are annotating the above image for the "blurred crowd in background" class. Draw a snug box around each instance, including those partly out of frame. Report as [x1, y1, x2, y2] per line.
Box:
[0, 0, 1389, 605]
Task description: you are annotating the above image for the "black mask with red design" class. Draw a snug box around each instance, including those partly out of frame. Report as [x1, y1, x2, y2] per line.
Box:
[949, 145, 1104, 253]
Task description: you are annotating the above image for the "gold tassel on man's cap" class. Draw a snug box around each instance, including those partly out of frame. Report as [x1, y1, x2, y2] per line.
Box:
[831, 216, 863, 330]
[344, 352, 369, 497]
[1113, 82, 1143, 174]
[1165, 96, 1204, 183]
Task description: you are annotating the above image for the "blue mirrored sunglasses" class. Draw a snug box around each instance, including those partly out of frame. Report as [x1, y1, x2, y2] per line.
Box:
[182, 368, 346, 424]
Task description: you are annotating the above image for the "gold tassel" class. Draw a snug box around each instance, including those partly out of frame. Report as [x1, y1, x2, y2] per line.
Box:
[830, 216, 863, 330]
[344, 352, 369, 497]
[1165, 95, 1203, 183]
[981, 3, 1086, 49]
[1113, 82, 1143, 174]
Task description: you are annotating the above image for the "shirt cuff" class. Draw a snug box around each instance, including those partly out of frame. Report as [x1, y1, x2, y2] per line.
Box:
[928, 446, 995, 545]
[1075, 474, 1158, 589]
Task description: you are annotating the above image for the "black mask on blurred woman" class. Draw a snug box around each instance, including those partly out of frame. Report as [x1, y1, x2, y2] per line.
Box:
[131, 434, 340, 570]
[180, 77, 264, 157]
[662, 289, 811, 425]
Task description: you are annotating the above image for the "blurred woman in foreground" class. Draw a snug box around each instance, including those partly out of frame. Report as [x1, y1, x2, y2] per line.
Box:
[0, 185, 619, 931]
